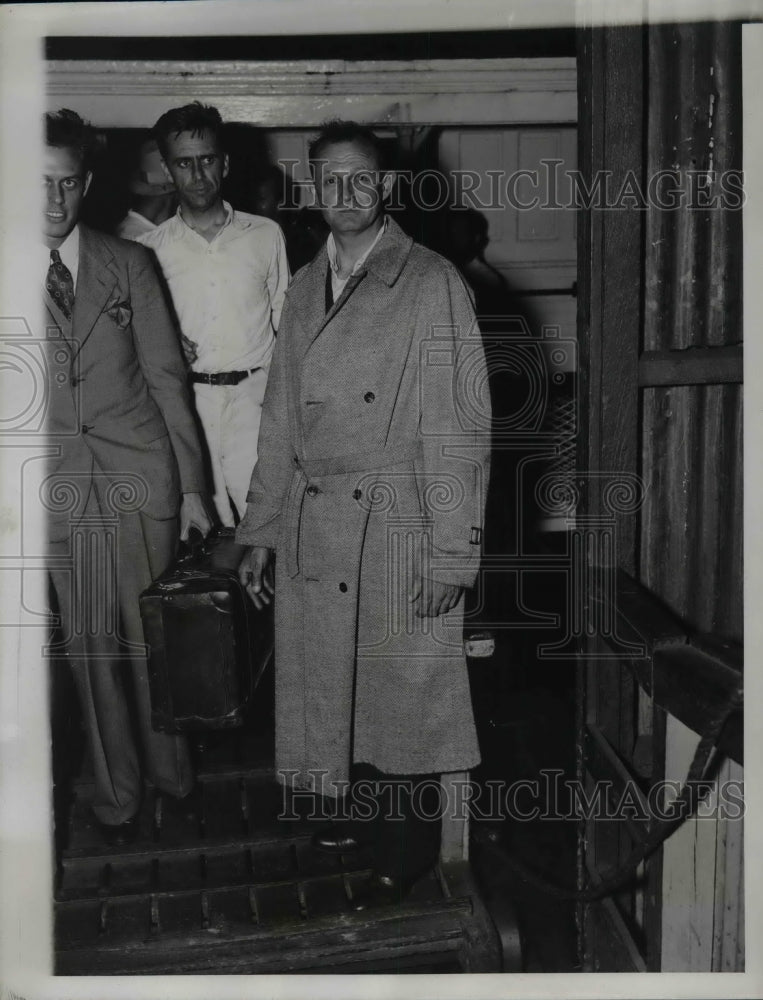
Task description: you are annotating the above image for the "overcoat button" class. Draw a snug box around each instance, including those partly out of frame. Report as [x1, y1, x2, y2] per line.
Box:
[364, 391, 375, 403]
[306, 484, 319, 497]
[352, 489, 362, 500]
[339, 582, 348, 593]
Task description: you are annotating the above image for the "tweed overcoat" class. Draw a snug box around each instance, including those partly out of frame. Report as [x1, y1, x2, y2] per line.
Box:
[236, 217, 490, 793]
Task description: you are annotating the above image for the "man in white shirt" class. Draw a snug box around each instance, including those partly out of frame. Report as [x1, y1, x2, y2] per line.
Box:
[115, 136, 176, 241]
[138, 103, 290, 526]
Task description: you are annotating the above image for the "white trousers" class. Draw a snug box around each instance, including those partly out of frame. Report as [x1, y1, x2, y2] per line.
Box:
[192, 367, 268, 526]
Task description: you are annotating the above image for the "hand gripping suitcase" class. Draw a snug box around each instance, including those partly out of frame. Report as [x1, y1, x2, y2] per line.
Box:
[140, 529, 273, 733]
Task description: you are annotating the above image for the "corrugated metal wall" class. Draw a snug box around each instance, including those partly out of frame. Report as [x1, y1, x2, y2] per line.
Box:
[644, 22, 742, 351]
[640, 22, 744, 973]
[640, 22, 743, 641]
[578, 19, 744, 973]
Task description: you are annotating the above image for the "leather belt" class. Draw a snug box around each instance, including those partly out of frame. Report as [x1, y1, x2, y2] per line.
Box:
[190, 367, 260, 386]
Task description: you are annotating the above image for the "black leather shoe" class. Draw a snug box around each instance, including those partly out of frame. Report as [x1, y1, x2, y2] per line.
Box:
[311, 821, 373, 854]
[351, 872, 412, 910]
[97, 815, 140, 848]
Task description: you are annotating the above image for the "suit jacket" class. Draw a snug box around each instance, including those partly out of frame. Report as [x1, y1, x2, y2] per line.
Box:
[44, 224, 205, 541]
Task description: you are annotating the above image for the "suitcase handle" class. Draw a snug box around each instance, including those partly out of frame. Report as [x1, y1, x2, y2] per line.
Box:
[178, 526, 208, 563]
[177, 527, 244, 567]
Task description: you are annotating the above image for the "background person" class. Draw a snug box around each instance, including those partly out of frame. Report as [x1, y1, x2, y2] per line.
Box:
[115, 135, 177, 240]
[138, 102, 290, 526]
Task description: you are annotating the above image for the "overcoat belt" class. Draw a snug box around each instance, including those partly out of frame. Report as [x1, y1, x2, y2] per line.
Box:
[283, 444, 420, 578]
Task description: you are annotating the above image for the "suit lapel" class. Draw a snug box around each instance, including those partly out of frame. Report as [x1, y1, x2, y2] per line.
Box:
[44, 292, 74, 350]
[71, 225, 119, 359]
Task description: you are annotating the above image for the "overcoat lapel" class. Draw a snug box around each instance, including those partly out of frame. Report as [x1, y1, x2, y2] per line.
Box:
[285, 220, 418, 470]
[291, 249, 369, 349]
[323, 270, 367, 328]
[290, 218, 415, 350]
[71, 226, 119, 359]
[291, 249, 327, 335]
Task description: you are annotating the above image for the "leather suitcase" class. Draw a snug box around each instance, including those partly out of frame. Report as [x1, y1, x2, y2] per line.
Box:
[140, 529, 273, 733]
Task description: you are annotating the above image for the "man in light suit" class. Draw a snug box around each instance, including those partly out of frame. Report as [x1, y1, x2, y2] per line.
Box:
[43, 109, 212, 845]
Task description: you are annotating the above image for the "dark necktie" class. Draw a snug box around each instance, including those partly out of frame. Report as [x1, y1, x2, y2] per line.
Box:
[325, 263, 334, 313]
[46, 248, 75, 320]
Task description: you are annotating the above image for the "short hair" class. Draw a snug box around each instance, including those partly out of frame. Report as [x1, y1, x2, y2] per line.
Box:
[308, 120, 387, 173]
[153, 102, 225, 158]
[45, 108, 96, 174]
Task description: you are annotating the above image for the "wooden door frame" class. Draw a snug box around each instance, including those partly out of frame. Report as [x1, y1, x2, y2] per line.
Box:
[575, 22, 654, 971]
[46, 57, 577, 127]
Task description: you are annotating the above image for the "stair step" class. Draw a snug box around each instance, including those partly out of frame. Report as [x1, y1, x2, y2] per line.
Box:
[65, 773, 291, 854]
[55, 879, 471, 975]
[57, 851, 372, 902]
[55, 767, 502, 974]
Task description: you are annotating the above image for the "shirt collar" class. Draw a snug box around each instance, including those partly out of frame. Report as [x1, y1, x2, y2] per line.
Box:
[45, 224, 79, 280]
[326, 215, 388, 278]
[176, 199, 234, 237]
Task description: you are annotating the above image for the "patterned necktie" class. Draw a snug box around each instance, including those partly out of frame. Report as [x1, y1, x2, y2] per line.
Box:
[46, 248, 74, 320]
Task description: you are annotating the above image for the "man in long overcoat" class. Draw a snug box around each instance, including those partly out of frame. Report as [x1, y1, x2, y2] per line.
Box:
[43, 110, 211, 844]
[237, 121, 490, 905]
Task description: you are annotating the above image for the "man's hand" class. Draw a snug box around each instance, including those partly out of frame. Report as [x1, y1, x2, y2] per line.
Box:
[239, 546, 274, 610]
[409, 574, 463, 618]
[180, 333, 199, 365]
[179, 492, 212, 540]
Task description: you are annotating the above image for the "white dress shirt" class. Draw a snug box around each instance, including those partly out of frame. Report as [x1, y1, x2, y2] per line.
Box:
[137, 201, 289, 374]
[326, 215, 388, 301]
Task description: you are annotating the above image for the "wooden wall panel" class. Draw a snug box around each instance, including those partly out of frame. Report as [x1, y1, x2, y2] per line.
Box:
[437, 125, 577, 290]
[644, 23, 743, 352]
[641, 383, 742, 640]
[579, 19, 743, 974]
[660, 717, 744, 970]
